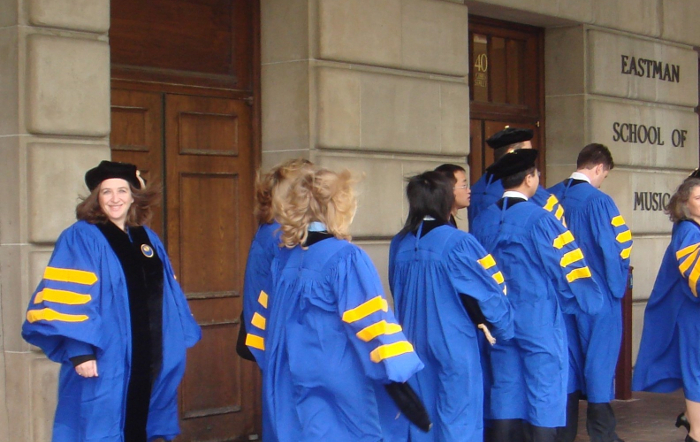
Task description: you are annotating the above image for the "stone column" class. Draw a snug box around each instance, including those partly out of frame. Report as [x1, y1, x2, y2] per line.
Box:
[545, 24, 699, 360]
[0, 1, 111, 440]
[261, 0, 471, 291]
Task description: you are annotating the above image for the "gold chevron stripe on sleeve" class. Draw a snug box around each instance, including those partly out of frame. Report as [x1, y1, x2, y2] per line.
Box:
[257, 290, 268, 309]
[689, 260, 700, 297]
[679, 249, 699, 275]
[342, 296, 388, 324]
[553, 231, 575, 249]
[369, 341, 415, 363]
[544, 195, 558, 211]
[560, 249, 584, 268]
[620, 246, 632, 259]
[477, 254, 496, 270]
[616, 230, 632, 243]
[492, 271, 505, 284]
[611, 215, 626, 227]
[245, 334, 265, 351]
[554, 205, 565, 220]
[566, 266, 592, 283]
[26, 308, 88, 323]
[676, 243, 700, 261]
[43, 267, 97, 285]
[251, 312, 266, 330]
[34, 288, 91, 305]
[356, 320, 403, 342]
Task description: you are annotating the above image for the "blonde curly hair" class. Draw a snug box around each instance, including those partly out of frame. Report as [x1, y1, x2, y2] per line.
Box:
[254, 158, 313, 225]
[274, 167, 358, 248]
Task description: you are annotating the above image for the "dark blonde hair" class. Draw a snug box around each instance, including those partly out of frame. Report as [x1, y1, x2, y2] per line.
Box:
[254, 158, 313, 225]
[76, 181, 161, 227]
[274, 167, 357, 248]
[667, 178, 700, 223]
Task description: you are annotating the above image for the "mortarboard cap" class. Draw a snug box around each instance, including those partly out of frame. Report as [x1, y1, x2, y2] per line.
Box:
[486, 127, 534, 149]
[486, 149, 539, 180]
[85, 160, 143, 191]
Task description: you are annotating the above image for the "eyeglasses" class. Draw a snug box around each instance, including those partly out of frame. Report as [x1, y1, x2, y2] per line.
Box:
[454, 184, 469, 189]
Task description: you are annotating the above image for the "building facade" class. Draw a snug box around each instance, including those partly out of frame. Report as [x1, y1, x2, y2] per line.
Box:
[1, 0, 698, 440]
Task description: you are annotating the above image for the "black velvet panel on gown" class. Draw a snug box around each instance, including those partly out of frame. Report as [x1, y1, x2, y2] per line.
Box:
[96, 222, 164, 442]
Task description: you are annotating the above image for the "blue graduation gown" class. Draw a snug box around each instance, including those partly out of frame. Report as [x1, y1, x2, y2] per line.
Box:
[263, 237, 424, 442]
[468, 172, 565, 229]
[242, 221, 281, 366]
[241, 221, 282, 442]
[388, 224, 513, 442]
[633, 220, 700, 401]
[549, 179, 632, 402]
[468, 173, 503, 228]
[22, 221, 201, 442]
[471, 199, 603, 427]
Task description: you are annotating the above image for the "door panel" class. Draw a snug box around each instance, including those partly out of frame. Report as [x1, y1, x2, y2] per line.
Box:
[110, 89, 165, 237]
[165, 94, 257, 441]
[469, 16, 545, 186]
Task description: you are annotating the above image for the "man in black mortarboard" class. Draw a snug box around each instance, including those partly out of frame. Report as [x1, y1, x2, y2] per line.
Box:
[468, 127, 567, 232]
[471, 149, 604, 442]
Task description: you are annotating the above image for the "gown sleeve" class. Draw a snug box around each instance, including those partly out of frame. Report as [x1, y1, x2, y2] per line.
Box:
[334, 247, 424, 384]
[240, 223, 280, 366]
[447, 235, 514, 341]
[22, 225, 105, 363]
[591, 197, 633, 298]
[538, 189, 566, 226]
[672, 224, 700, 300]
[533, 215, 604, 315]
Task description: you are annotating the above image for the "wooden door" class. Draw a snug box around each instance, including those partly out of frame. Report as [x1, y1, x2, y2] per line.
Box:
[468, 16, 545, 184]
[110, 1, 261, 439]
[110, 89, 165, 237]
[110, 92, 259, 440]
[165, 94, 257, 441]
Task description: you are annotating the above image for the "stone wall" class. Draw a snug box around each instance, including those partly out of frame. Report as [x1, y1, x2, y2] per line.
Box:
[0, 0, 111, 440]
[545, 24, 698, 362]
[261, 0, 472, 294]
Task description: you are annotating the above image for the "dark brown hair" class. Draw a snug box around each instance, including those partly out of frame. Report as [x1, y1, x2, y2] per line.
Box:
[577, 143, 614, 170]
[434, 164, 466, 183]
[666, 178, 700, 223]
[76, 182, 162, 227]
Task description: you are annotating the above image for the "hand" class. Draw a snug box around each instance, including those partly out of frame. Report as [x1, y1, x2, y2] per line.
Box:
[75, 360, 98, 378]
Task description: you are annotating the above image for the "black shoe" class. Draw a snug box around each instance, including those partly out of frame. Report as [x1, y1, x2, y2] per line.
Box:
[686, 434, 698, 442]
[678, 412, 692, 432]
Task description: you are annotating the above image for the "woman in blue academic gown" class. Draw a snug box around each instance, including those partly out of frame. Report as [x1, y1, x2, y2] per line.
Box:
[633, 177, 700, 442]
[22, 161, 201, 442]
[236, 158, 313, 442]
[389, 171, 514, 442]
[263, 166, 428, 442]
[238, 158, 313, 366]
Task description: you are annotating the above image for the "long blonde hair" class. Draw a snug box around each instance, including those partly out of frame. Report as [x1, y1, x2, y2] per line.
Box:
[254, 158, 313, 225]
[274, 167, 357, 248]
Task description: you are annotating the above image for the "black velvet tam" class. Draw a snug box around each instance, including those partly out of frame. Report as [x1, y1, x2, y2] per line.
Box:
[85, 160, 142, 191]
[487, 149, 539, 180]
[486, 127, 533, 149]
